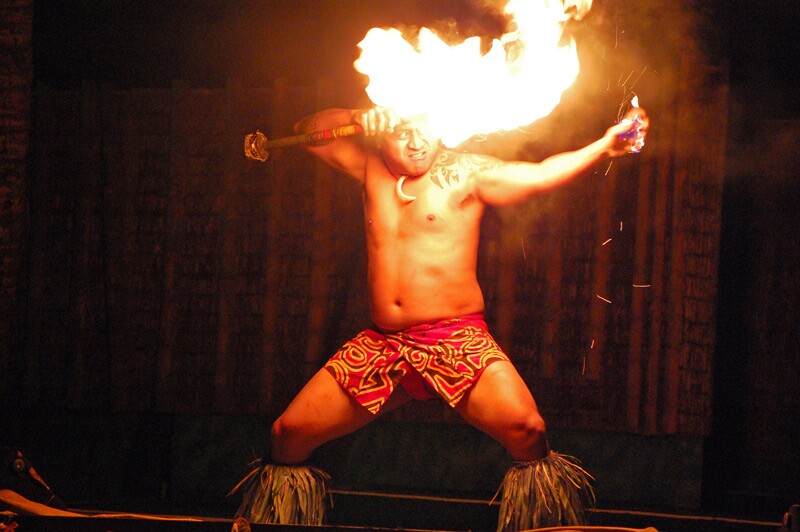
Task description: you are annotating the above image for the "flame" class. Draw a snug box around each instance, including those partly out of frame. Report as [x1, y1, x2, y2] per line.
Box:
[354, 0, 581, 146]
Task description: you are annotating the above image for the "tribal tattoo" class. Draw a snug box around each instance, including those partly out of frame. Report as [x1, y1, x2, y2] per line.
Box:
[429, 151, 495, 189]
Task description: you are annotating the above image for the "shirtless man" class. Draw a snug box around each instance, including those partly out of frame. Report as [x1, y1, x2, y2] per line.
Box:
[236, 105, 648, 529]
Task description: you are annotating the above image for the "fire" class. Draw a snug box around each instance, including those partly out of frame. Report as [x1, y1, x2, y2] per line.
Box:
[354, 0, 581, 146]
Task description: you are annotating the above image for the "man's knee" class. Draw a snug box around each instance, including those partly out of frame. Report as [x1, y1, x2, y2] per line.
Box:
[515, 412, 547, 444]
[270, 417, 287, 446]
[270, 415, 309, 464]
[505, 411, 549, 459]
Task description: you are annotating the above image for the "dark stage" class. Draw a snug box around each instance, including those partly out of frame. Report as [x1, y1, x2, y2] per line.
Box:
[2, 1, 799, 531]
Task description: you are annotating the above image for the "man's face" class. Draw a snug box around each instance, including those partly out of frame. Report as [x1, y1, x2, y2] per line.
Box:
[379, 119, 440, 177]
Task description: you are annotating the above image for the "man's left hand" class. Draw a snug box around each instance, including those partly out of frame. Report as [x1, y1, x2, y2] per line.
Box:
[605, 107, 650, 157]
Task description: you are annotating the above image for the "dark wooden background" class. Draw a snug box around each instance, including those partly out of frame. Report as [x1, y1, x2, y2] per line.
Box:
[1, 0, 797, 516]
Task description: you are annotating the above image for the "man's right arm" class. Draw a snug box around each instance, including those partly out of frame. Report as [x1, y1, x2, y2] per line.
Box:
[294, 108, 369, 181]
[295, 106, 403, 181]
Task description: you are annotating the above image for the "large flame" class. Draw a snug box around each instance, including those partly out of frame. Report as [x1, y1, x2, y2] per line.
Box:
[354, 0, 580, 147]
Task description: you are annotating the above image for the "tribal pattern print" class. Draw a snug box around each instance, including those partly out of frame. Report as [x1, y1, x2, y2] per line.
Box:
[324, 314, 510, 414]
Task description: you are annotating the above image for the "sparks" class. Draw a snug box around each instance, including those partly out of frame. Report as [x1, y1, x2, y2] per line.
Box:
[596, 295, 612, 304]
[602, 238, 612, 246]
[633, 284, 651, 288]
[629, 67, 648, 93]
[619, 70, 635, 88]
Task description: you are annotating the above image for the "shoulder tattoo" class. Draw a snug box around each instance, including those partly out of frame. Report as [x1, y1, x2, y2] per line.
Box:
[429, 151, 494, 189]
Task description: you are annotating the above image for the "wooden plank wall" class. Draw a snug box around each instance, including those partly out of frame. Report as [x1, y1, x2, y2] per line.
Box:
[486, 60, 727, 436]
[0, 0, 33, 410]
[20, 77, 371, 416]
[13, 67, 726, 436]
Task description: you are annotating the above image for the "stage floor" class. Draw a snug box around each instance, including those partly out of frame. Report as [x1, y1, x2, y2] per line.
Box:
[2, 489, 786, 532]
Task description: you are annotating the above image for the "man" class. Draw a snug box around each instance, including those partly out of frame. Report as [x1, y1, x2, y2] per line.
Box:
[234, 103, 648, 530]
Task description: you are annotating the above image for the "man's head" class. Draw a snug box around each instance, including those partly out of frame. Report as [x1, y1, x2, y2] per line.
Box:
[378, 117, 441, 177]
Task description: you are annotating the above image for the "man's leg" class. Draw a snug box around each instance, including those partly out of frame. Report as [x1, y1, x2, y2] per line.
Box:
[455, 360, 593, 531]
[236, 368, 412, 525]
[271, 368, 412, 464]
[454, 360, 548, 461]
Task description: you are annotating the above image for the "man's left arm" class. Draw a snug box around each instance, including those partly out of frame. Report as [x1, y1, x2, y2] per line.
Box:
[472, 108, 649, 206]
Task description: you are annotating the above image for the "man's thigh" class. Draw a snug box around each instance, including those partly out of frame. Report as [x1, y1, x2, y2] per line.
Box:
[454, 361, 543, 436]
[279, 368, 412, 442]
[279, 369, 373, 440]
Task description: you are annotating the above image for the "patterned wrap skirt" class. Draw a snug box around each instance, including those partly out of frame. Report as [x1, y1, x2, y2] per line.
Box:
[324, 313, 510, 414]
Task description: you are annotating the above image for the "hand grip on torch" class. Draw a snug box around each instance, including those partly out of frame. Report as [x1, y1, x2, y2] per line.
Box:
[244, 123, 364, 162]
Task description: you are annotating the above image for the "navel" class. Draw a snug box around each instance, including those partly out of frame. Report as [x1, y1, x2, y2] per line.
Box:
[427, 214, 436, 222]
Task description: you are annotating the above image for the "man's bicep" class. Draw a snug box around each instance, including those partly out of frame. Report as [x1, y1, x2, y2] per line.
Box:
[305, 140, 368, 181]
[470, 157, 544, 205]
[469, 155, 516, 191]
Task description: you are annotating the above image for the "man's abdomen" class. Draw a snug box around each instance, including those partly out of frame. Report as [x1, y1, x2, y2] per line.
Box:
[368, 268, 485, 331]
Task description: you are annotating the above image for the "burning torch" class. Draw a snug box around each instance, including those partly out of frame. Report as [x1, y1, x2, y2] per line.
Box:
[244, 124, 364, 162]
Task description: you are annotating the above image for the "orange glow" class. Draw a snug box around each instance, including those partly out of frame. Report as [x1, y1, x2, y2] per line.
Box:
[354, 0, 580, 146]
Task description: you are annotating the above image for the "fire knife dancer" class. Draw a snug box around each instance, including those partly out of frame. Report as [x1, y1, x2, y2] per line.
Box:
[233, 97, 649, 529]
